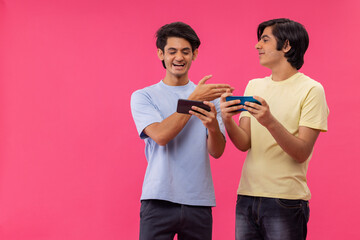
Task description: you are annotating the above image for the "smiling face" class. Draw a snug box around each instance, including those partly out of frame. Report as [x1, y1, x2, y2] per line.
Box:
[255, 26, 288, 69]
[158, 37, 198, 86]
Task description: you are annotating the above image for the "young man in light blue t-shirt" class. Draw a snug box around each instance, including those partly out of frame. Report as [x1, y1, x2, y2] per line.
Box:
[131, 22, 233, 240]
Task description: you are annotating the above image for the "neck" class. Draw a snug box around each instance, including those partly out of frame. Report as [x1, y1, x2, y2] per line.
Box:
[270, 62, 298, 81]
[162, 73, 189, 86]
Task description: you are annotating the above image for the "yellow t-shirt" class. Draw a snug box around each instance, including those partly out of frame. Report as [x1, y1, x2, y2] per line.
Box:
[238, 72, 329, 200]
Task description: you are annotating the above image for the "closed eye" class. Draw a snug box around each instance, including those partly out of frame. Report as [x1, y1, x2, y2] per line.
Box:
[261, 35, 270, 43]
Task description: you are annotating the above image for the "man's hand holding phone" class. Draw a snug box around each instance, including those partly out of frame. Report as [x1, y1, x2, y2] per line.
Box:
[220, 91, 242, 121]
[220, 90, 262, 121]
[176, 99, 219, 132]
[189, 101, 220, 133]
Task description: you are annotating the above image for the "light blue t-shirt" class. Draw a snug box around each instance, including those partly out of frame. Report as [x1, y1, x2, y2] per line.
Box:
[130, 80, 225, 206]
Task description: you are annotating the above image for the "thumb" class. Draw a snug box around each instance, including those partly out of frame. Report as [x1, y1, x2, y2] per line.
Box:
[198, 75, 212, 85]
[220, 89, 232, 102]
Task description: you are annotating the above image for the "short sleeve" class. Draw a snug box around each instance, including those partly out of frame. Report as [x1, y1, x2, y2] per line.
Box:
[299, 84, 329, 132]
[130, 90, 163, 139]
[213, 98, 226, 138]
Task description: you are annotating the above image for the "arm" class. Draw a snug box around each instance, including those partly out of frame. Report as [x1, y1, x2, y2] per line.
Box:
[266, 120, 320, 163]
[244, 96, 320, 163]
[144, 75, 233, 146]
[143, 113, 191, 146]
[207, 126, 226, 159]
[219, 91, 251, 151]
[189, 101, 225, 158]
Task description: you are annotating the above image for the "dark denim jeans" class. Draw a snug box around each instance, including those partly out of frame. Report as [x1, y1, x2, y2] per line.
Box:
[236, 195, 309, 240]
[140, 200, 212, 240]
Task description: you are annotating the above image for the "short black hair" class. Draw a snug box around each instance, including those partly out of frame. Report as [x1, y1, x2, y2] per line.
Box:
[257, 18, 309, 70]
[156, 22, 201, 69]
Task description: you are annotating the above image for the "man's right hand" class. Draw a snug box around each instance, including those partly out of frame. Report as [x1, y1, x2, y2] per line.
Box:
[220, 90, 243, 121]
[219, 90, 252, 152]
[188, 75, 234, 101]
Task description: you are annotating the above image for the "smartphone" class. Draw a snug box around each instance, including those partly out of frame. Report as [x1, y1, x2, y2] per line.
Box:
[177, 99, 211, 115]
[225, 96, 261, 111]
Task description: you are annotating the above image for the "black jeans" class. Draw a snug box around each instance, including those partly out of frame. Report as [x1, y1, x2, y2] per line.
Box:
[236, 195, 310, 240]
[140, 200, 212, 240]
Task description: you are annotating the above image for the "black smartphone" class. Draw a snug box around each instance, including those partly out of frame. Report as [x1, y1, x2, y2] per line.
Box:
[176, 99, 211, 115]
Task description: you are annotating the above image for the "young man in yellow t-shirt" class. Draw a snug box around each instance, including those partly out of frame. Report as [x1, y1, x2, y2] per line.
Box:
[220, 18, 329, 240]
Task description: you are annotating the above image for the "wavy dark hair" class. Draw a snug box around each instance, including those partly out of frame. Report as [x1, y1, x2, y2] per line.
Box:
[257, 18, 309, 70]
[156, 22, 200, 69]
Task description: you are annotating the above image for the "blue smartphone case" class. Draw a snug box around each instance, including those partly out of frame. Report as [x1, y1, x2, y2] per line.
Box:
[225, 96, 261, 111]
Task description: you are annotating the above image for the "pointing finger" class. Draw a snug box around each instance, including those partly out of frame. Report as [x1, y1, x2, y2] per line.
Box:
[198, 75, 213, 85]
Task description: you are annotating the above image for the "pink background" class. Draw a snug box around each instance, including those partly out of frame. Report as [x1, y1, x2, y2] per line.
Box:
[1, 0, 359, 239]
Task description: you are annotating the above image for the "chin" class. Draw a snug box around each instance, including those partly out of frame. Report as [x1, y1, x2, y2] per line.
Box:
[174, 73, 186, 78]
[259, 61, 268, 67]
[173, 70, 188, 76]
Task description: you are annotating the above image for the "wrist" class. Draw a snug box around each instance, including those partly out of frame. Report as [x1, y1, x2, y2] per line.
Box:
[221, 115, 234, 125]
[264, 115, 278, 130]
[187, 93, 199, 101]
[208, 125, 221, 135]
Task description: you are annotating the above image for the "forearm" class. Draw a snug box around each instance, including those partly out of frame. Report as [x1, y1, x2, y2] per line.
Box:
[207, 127, 226, 159]
[144, 113, 191, 146]
[223, 117, 250, 151]
[243, 95, 320, 163]
[266, 119, 317, 163]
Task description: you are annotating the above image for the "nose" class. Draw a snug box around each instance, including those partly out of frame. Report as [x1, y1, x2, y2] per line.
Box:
[255, 41, 261, 50]
[175, 52, 184, 61]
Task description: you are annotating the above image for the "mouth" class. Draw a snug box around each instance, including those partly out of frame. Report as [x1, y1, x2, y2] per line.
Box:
[172, 63, 186, 70]
[173, 63, 185, 67]
[258, 52, 265, 58]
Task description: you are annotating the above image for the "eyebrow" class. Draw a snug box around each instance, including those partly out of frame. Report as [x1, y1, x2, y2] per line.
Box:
[167, 47, 192, 51]
[261, 35, 271, 39]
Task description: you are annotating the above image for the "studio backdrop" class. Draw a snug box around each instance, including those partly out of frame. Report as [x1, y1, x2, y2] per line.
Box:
[0, 0, 359, 239]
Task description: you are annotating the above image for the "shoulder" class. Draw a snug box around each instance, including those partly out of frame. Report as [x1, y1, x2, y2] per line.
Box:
[298, 73, 323, 86]
[297, 73, 326, 93]
[245, 76, 270, 91]
[131, 82, 162, 100]
[247, 76, 270, 86]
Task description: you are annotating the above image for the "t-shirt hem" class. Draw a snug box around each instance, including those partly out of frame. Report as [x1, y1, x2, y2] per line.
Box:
[140, 196, 216, 207]
[237, 191, 311, 201]
[299, 122, 328, 132]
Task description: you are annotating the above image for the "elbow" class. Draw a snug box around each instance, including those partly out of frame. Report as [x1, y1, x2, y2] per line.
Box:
[210, 151, 224, 159]
[293, 151, 312, 163]
[209, 141, 226, 159]
[294, 155, 310, 164]
[154, 138, 168, 146]
[294, 157, 307, 164]
[236, 143, 250, 152]
[157, 141, 167, 147]
[152, 135, 169, 146]
[237, 146, 250, 152]
[230, 136, 251, 152]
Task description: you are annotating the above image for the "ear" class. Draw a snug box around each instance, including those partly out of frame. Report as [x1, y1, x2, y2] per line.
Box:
[157, 48, 164, 60]
[192, 49, 199, 61]
[283, 40, 291, 53]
